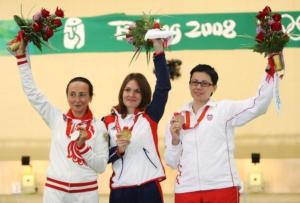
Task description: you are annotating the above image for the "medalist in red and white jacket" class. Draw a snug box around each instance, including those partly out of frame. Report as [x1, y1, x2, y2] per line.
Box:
[103, 53, 171, 189]
[165, 73, 276, 193]
[17, 55, 108, 193]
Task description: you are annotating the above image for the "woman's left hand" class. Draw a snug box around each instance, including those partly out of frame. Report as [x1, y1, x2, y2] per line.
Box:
[152, 39, 164, 54]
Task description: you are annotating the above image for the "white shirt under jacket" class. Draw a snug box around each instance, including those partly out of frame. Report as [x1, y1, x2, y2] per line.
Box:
[164, 73, 276, 193]
[17, 56, 108, 185]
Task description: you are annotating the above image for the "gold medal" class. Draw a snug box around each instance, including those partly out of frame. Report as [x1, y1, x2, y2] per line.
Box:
[120, 127, 132, 140]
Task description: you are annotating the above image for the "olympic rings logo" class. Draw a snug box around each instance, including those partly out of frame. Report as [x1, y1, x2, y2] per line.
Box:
[282, 14, 300, 41]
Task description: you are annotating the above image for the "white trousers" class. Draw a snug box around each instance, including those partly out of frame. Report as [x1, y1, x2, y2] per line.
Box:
[43, 187, 99, 203]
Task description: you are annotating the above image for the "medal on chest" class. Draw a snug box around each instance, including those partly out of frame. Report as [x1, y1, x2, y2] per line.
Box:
[119, 126, 132, 140]
[115, 114, 140, 140]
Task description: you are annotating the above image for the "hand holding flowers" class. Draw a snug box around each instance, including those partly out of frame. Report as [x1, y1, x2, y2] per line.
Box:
[125, 14, 174, 64]
[254, 6, 289, 77]
[7, 7, 64, 52]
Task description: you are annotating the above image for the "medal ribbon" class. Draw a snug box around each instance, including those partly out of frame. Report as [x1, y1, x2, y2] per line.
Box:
[64, 108, 94, 166]
[182, 106, 209, 130]
[115, 113, 141, 133]
[267, 54, 276, 82]
[65, 108, 94, 139]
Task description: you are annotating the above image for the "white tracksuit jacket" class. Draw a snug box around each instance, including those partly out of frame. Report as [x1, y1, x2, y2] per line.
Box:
[105, 110, 166, 188]
[164, 73, 276, 193]
[17, 55, 108, 193]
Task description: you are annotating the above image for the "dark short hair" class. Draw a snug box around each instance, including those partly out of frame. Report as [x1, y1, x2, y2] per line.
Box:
[66, 77, 94, 97]
[190, 64, 218, 85]
[116, 73, 151, 118]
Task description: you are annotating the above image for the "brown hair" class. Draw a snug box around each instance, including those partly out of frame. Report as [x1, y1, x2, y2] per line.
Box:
[66, 77, 94, 97]
[116, 73, 152, 118]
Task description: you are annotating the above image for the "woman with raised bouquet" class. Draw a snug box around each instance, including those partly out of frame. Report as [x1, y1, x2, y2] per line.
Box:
[164, 6, 286, 203]
[9, 7, 108, 203]
[102, 15, 173, 203]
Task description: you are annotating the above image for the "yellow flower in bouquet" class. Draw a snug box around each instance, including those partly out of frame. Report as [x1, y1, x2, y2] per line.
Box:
[7, 7, 64, 52]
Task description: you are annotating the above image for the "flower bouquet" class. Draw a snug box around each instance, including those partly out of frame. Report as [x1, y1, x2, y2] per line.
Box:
[125, 13, 174, 64]
[253, 6, 289, 74]
[7, 7, 64, 52]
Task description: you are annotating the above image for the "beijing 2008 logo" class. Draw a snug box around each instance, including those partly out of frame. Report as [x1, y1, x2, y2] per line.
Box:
[282, 14, 300, 41]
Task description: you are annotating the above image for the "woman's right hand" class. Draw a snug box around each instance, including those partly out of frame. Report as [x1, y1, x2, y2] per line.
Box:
[116, 133, 130, 154]
[170, 117, 182, 145]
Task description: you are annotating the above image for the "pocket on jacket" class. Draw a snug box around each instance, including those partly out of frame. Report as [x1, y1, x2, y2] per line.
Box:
[142, 147, 158, 169]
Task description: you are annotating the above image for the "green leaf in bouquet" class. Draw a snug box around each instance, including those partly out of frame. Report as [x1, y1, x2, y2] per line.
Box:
[144, 41, 152, 64]
[20, 26, 32, 32]
[13, 15, 27, 27]
[129, 47, 141, 65]
[31, 36, 42, 51]
[41, 40, 57, 51]
[142, 13, 155, 30]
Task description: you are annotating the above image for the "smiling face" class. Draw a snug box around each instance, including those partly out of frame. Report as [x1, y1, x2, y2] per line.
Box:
[67, 81, 92, 118]
[117, 73, 151, 117]
[122, 80, 142, 114]
[189, 72, 217, 106]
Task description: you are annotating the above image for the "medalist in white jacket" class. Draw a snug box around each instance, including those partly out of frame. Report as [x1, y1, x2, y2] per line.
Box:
[17, 54, 108, 194]
[164, 73, 276, 193]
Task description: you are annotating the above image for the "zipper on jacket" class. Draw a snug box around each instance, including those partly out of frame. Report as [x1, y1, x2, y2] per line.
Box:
[143, 148, 157, 168]
[118, 157, 124, 180]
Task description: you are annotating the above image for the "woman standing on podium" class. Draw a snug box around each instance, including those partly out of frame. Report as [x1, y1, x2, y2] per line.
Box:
[102, 39, 171, 203]
[12, 38, 108, 203]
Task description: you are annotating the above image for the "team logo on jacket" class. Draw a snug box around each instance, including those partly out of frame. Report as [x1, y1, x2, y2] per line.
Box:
[206, 114, 213, 121]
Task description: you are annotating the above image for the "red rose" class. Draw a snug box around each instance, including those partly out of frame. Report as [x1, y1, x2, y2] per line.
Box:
[153, 22, 160, 29]
[55, 7, 64, 18]
[41, 8, 50, 18]
[272, 13, 282, 22]
[42, 27, 54, 41]
[46, 28, 54, 38]
[271, 22, 282, 31]
[42, 34, 48, 41]
[256, 32, 265, 42]
[256, 11, 266, 20]
[53, 18, 62, 27]
[32, 22, 41, 32]
[262, 6, 272, 15]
